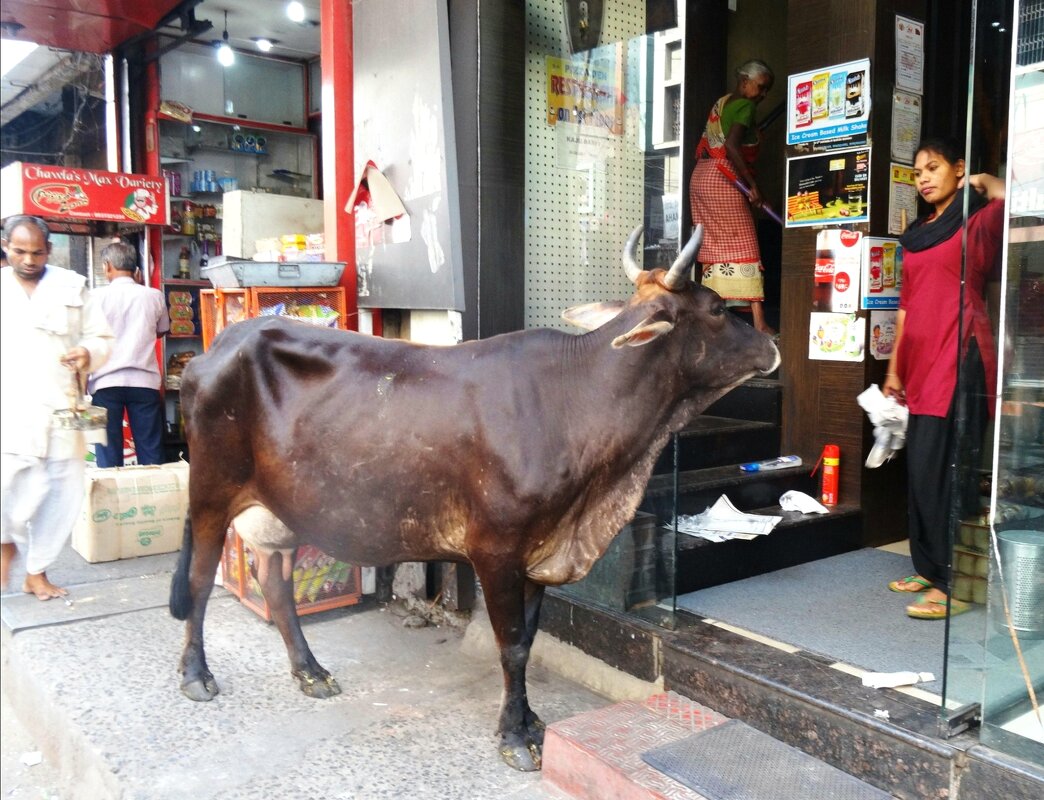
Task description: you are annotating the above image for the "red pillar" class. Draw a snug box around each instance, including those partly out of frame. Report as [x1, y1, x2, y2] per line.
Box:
[142, 54, 163, 290]
[320, 0, 360, 332]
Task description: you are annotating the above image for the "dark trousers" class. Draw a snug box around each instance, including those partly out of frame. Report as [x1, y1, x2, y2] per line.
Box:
[91, 386, 166, 468]
[906, 339, 988, 593]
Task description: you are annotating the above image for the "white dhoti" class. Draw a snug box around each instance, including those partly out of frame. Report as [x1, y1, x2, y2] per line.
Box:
[1, 448, 85, 576]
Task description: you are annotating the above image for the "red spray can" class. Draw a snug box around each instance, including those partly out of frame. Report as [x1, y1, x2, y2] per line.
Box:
[821, 444, 840, 506]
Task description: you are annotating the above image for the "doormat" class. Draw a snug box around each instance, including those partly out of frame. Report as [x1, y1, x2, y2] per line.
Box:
[640, 719, 893, 800]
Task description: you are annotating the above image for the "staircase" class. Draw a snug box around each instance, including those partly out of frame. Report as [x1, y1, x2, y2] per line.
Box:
[539, 379, 1044, 799]
[641, 376, 862, 594]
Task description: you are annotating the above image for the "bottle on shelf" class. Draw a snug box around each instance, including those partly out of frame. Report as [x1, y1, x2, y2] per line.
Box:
[199, 240, 210, 273]
[177, 247, 191, 280]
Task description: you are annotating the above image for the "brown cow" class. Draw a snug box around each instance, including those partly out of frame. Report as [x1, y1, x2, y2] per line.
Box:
[169, 225, 779, 771]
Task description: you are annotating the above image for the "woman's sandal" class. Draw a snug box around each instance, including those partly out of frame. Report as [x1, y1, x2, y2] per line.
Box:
[906, 596, 971, 620]
[888, 575, 931, 593]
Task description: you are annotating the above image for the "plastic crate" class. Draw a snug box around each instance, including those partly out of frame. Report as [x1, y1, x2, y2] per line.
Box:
[222, 529, 362, 621]
[202, 258, 345, 288]
[201, 286, 348, 350]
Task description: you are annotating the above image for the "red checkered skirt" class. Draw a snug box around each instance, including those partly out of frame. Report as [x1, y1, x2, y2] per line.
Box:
[689, 158, 762, 264]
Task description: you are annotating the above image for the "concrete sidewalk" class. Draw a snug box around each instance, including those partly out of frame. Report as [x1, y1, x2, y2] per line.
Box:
[0, 547, 614, 800]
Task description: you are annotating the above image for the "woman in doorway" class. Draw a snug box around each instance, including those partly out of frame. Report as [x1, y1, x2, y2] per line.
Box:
[885, 137, 1005, 620]
[689, 59, 775, 335]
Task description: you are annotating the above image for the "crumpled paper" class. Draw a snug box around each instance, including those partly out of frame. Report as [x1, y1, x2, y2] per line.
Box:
[862, 671, 935, 689]
[857, 384, 909, 468]
[779, 490, 830, 515]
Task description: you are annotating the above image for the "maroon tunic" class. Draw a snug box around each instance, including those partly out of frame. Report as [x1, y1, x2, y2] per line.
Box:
[898, 199, 1003, 417]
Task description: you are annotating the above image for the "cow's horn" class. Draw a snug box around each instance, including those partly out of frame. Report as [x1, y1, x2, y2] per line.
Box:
[663, 224, 703, 290]
[622, 225, 644, 284]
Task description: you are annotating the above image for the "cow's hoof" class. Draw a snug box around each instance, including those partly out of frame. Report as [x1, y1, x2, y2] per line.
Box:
[526, 715, 546, 746]
[499, 738, 542, 772]
[181, 673, 219, 702]
[293, 669, 342, 699]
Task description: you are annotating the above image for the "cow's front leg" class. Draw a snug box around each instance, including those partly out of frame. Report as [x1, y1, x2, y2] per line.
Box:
[258, 549, 341, 699]
[477, 563, 546, 771]
[174, 511, 227, 702]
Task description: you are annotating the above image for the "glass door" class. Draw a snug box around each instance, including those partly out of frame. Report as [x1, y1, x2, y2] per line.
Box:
[943, 0, 1044, 764]
[978, 0, 1044, 764]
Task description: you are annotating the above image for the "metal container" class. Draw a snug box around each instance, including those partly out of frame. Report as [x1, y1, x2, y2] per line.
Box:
[997, 529, 1044, 638]
[52, 404, 107, 432]
[202, 257, 345, 288]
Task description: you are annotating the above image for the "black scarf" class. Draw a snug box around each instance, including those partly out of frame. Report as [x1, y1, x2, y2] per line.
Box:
[899, 189, 988, 253]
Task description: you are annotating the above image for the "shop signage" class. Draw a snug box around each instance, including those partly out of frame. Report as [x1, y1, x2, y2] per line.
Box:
[546, 43, 624, 135]
[0, 162, 169, 226]
[786, 59, 871, 147]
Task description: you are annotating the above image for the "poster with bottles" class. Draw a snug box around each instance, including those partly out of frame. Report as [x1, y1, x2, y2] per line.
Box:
[860, 237, 903, 309]
[813, 229, 862, 313]
[786, 59, 871, 148]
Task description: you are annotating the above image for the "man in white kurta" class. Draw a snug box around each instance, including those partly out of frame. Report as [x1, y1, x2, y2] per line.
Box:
[1, 216, 113, 599]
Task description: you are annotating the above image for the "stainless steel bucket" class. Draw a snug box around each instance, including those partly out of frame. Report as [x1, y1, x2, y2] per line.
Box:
[997, 529, 1044, 638]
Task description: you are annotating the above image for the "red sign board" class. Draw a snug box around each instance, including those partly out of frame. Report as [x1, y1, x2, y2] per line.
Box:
[1, 162, 169, 226]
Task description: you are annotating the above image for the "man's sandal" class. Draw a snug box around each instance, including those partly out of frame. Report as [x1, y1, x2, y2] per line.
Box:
[888, 575, 931, 593]
[907, 596, 971, 620]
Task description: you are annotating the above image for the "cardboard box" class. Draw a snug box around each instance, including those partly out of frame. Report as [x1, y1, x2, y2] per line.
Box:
[72, 462, 189, 562]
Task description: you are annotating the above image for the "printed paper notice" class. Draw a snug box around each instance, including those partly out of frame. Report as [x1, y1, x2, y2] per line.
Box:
[896, 16, 925, 94]
[869, 310, 898, 361]
[890, 90, 922, 164]
[889, 163, 918, 235]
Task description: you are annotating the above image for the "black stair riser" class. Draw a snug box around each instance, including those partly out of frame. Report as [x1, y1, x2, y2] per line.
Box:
[642, 471, 814, 520]
[673, 511, 861, 593]
[652, 424, 781, 474]
[705, 381, 782, 425]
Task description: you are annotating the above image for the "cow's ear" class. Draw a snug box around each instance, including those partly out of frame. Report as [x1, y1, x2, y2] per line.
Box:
[562, 301, 625, 330]
[611, 317, 674, 348]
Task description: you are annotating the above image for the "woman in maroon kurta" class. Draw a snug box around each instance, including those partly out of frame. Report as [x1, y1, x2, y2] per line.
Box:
[884, 137, 1005, 620]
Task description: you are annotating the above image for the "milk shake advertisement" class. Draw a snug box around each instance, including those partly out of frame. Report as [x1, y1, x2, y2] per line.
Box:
[787, 59, 871, 147]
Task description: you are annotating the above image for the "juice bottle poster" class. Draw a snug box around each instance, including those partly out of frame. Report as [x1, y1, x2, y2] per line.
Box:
[811, 72, 830, 120]
[860, 237, 902, 309]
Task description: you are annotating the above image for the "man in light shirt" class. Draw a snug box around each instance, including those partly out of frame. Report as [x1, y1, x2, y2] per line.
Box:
[1, 215, 113, 599]
[88, 241, 170, 467]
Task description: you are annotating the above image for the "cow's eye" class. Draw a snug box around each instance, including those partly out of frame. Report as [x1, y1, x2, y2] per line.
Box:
[710, 302, 725, 317]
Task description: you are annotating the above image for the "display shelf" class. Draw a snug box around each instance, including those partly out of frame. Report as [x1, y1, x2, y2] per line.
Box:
[164, 278, 209, 286]
[161, 156, 192, 165]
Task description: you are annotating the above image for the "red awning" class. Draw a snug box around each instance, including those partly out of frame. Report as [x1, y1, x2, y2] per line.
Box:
[1, 1, 182, 54]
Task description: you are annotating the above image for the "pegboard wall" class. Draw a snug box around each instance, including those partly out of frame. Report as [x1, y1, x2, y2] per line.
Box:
[524, 1, 650, 329]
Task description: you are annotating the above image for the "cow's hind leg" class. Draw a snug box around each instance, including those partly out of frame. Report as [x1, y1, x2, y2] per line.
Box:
[476, 560, 547, 771]
[174, 506, 227, 702]
[257, 548, 341, 699]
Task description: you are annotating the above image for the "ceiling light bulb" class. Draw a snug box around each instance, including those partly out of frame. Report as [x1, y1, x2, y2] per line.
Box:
[255, 38, 274, 52]
[216, 10, 235, 67]
[286, 2, 306, 23]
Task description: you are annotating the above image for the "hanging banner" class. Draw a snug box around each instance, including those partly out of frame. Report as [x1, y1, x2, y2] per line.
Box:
[1, 162, 169, 226]
[786, 59, 871, 147]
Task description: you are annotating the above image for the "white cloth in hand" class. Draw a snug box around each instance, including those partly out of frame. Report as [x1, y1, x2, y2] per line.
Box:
[857, 384, 909, 468]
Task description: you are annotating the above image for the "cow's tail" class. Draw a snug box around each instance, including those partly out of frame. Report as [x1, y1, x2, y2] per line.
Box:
[169, 516, 194, 620]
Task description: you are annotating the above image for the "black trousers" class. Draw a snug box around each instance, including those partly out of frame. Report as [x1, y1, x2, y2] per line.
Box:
[905, 339, 988, 593]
